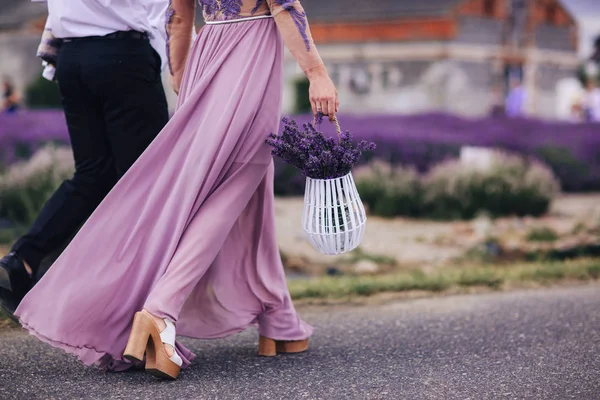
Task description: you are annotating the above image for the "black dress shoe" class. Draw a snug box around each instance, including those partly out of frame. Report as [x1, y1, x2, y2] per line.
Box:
[0, 252, 33, 320]
[0, 288, 20, 323]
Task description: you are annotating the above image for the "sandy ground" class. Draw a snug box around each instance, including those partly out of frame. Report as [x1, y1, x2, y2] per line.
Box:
[275, 193, 600, 267]
[274, 197, 460, 266]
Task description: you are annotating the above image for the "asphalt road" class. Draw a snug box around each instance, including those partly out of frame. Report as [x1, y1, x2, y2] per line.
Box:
[0, 285, 599, 400]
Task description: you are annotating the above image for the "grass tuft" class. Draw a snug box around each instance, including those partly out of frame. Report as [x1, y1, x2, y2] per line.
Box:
[526, 227, 559, 242]
[0, 309, 17, 329]
[344, 247, 397, 266]
[288, 258, 600, 300]
[3, 260, 599, 326]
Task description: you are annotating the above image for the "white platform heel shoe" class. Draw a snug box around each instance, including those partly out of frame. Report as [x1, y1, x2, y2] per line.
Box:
[123, 310, 183, 379]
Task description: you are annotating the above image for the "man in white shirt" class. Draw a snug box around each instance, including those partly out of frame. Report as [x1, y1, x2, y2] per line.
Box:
[0, 0, 172, 320]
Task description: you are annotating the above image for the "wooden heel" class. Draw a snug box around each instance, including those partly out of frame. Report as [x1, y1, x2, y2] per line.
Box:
[123, 311, 181, 379]
[258, 336, 309, 356]
[277, 339, 309, 354]
[258, 336, 277, 357]
[123, 312, 153, 363]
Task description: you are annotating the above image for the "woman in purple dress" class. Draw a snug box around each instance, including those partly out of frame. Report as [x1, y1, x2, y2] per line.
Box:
[15, 0, 338, 380]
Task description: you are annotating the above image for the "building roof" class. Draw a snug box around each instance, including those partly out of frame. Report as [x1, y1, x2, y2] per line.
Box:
[301, 0, 465, 23]
[0, 0, 47, 30]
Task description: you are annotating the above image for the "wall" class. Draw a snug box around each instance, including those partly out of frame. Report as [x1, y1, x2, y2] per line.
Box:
[0, 33, 45, 97]
[282, 41, 577, 119]
[534, 23, 574, 51]
[0, 29, 580, 120]
[533, 62, 576, 118]
[282, 58, 496, 117]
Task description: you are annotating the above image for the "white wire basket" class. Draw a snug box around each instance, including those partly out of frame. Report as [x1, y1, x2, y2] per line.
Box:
[301, 117, 367, 255]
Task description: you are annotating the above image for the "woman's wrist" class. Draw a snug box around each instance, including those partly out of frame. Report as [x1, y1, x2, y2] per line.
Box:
[305, 64, 328, 82]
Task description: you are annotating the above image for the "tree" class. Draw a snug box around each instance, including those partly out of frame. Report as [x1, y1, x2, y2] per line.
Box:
[25, 73, 62, 109]
[577, 35, 600, 86]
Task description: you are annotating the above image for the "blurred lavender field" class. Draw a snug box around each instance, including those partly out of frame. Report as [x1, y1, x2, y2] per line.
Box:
[1, 110, 599, 193]
[0, 110, 69, 162]
[278, 114, 600, 194]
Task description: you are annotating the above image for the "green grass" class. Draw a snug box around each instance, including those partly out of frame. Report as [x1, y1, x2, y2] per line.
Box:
[343, 247, 397, 266]
[2, 260, 599, 326]
[0, 228, 18, 245]
[571, 222, 587, 235]
[288, 258, 600, 300]
[0, 309, 16, 328]
[526, 227, 559, 242]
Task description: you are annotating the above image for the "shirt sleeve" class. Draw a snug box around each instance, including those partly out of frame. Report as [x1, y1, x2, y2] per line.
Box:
[37, 17, 61, 64]
[165, 0, 196, 80]
[266, 0, 324, 73]
[146, 0, 170, 72]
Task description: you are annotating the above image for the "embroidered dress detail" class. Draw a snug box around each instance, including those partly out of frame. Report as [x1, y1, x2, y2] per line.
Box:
[251, 0, 263, 14]
[200, 0, 244, 21]
[274, 0, 310, 51]
[199, 0, 219, 16]
[221, 0, 244, 18]
[165, 0, 196, 91]
[170, 0, 323, 77]
[165, 1, 175, 75]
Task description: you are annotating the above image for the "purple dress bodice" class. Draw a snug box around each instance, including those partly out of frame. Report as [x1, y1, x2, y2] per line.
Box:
[166, 0, 324, 82]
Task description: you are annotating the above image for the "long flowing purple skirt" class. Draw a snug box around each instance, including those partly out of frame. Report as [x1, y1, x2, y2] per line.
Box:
[15, 19, 313, 371]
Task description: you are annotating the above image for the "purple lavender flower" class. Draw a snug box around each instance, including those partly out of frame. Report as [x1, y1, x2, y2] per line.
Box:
[274, 0, 310, 51]
[265, 114, 377, 179]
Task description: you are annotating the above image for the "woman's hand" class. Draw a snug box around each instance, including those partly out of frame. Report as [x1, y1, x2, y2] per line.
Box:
[170, 73, 182, 95]
[306, 65, 339, 121]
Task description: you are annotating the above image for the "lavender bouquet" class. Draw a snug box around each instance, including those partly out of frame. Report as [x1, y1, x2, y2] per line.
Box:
[266, 114, 376, 180]
[267, 114, 375, 254]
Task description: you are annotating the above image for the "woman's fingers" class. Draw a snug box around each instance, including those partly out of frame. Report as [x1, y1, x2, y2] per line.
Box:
[308, 74, 339, 121]
[310, 97, 337, 121]
[310, 99, 318, 116]
[327, 97, 336, 121]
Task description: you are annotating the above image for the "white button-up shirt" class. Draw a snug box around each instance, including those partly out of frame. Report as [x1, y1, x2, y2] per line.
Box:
[33, 0, 170, 71]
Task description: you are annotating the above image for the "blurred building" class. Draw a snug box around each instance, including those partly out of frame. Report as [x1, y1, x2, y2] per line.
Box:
[282, 0, 580, 119]
[0, 0, 583, 119]
[0, 0, 47, 92]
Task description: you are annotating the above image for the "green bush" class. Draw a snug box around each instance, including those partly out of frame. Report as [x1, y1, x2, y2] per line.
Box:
[355, 161, 423, 218]
[293, 77, 311, 114]
[0, 229, 18, 245]
[25, 73, 62, 109]
[354, 153, 560, 220]
[526, 227, 559, 242]
[0, 145, 74, 226]
[535, 145, 590, 192]
[422, 154, 559, 219]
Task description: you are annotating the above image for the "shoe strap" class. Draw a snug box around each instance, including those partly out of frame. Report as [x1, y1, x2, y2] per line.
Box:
[160, 319, 177, 346]
[160, 319, 183, 367]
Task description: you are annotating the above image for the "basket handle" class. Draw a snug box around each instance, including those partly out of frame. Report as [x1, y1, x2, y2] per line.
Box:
[312, 114, 341, 136]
